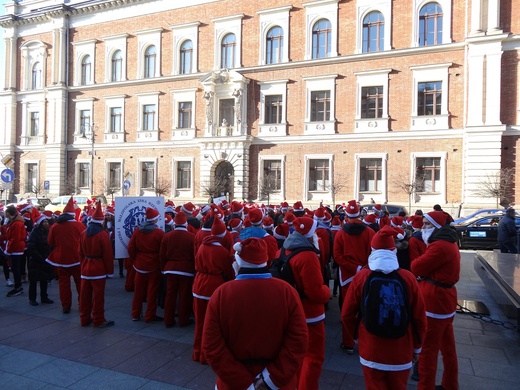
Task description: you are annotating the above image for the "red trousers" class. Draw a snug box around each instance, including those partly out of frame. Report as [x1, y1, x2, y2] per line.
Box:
[362, 366, 410, 390]
[79, 278, 107, 326]
[124, 258, 135, 292]
[56, 266, 81, 310]
[192, 297, 209, 364]
[298, 321, 325, 390]
[131, 269, 161, 321]
[418, 316, 458, 390]
[164, 274, 194, 327]
[341, 283, 355, 348]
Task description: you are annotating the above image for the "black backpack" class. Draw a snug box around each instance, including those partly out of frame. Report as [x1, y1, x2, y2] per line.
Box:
[360, 270, 411, 339]
[269, 247, 319, 296]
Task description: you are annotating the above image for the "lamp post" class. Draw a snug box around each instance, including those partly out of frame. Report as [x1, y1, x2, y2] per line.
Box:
[81, 124, 95, 195]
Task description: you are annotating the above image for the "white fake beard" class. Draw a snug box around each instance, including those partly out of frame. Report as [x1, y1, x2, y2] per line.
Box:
[312, 233, 320, 250]
[232, 261, 240, 276]
[106, 221, 112, 229]
[422, 227, 435, 246]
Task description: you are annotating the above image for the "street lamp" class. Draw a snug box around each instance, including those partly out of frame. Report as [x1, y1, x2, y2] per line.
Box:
[81, 124, 95, 195]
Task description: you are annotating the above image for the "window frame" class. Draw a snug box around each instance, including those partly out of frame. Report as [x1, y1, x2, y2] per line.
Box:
[103, 95, 126, 143]
[136, 92, 160, 141]
[111, 50, 123, 82]
[303, 74, 338, 135]
[136, 28, 163, 79]
[220, 33, 236, 69]
[172, 157, 194, 198]
[412, 0, 451, 47]
[257, 5, 291, 66]
[212, 14, 244, 70]
[25, 161, 39, 194]
[303, 154, 334, 202]
[362, 11, 385, 53]
[20, 40, 48, 91]
[105, 159, 124, 194]
[258, 155, 286, 201]
[76, 159, 91, 191]
[411, 151, 447, 204]
[31, 62, 42, 90]
[102, 33, 128, 83]
[137, 158, 158, 194]
[80, 55, 92, 86]
[355, 1, 392, 54]
[144, 45, 157, 79]
[171, 88, 197, 139]
[258, 79, 289, 136]
[73, 98, 95, 141]
[303, 0, 339, 61]
[419, 2, 443, 46]
[311, 19, 332, 59]
[266, 26, 284, 65]
[171, 22, 200, 76]
[354, 153, 388, 202]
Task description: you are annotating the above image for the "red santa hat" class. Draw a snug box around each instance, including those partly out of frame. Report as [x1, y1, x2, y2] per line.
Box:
[273, 223, 290, 240]
[248, 208, 263, 226]
[31, 208, 47, 226]
[211, 216, 227, 237]
[228, 218, 243, 231]
[391, 216, 405, 228]
[63, 196, 76, 215]
[363, 213, 377, 225]
[345, 199, 360, 218]
[105, 206, 115, 216]
[243, 217, 252, 228]
[331, 216, 342, 230]
[424, 210, 449, 229]
[371, 225, 401, 251]
[293, 216, 318, 238]
[292, 201, 304, 213]
[374, 204, 382, 212]
[262, 216, 274, 230]
[200, 204, 211, 215]
[393, 227, 406, 241]
[410, 215, 424, 229]
[280, 201, 289, 211]
[18, 202, 33, 214]
[42, 210, 53, 219]
[174, 211, 188, 227]
[233, 238, 268, 268]
[164, 215, 174, 227]
[181, 202, 195, 215]
[164, 200, 175, 214]
[22, 211, 31, 221]
[145, 207, 159, 221]
[313, 207, 325, 221]
[323, 211, 332, 224]
[90, 202, 105, 224]
[230, 201, 243, 214]
[53, 210, 61, 218]
[284, 212, 296, 226]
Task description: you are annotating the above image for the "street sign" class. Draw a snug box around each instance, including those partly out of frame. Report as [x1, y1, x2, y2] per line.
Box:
[43, 180, 50, 191]
[123, 179, 131, 190]
[1, 168, 14, 183]
[0, 181, 13, 190]
[1, 155, 14, 168]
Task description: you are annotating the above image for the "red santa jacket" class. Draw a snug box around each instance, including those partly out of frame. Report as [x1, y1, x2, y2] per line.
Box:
[315, 225, 332, 267]
[411, 226, 460, 318]
[127, 222, 164, 273]
[79, 224, 114, 279]
[4, 214, 27, 255]
[202, 273, 308, 390]
[333, 220, 375, 286]
[342, 251, 427, 371]
[47, 216, 86, 267]
[194, 226, 234, 257]
[280, 232, 330, 324]
[192, 235, 235, 300]
[159, 226, 196, 276]
[408, 231, 426, 262]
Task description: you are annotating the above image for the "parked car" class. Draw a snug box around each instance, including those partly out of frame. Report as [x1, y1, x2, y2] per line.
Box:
[44, 195, 108, 213]
[454, 213, 520, 250]
[18, 197, 52, 209]
[360, 204, 408, 218]
[453, 208, 509, 224]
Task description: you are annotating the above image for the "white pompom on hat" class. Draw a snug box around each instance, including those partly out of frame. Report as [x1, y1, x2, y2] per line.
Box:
[233, 238, 268, 268]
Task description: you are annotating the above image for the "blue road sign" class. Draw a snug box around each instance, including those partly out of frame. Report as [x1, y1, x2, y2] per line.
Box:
[1, 168, 14, 183]
[44, 180, 50, 191]
[123, 179, 131, 190]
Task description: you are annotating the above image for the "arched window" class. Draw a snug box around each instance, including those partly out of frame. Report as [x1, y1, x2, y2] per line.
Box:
[31, 62, 42, 89]
[419, 3, 443, 46]
[111, 50, 122, 82]
[144, 45, 156, 78]
[220, 33, 236, 69]
[81, 55, 91, 85]
[362, 12, 384, 53]
[180, 40, 193, 74]
[266, 26, 283, 65]
[312, 19, 331, 59]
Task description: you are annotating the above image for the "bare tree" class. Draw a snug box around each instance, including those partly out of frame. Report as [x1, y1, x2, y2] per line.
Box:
[474, 168, 515, 208]
[63, 174, 79, 195]
[259, 172, 280, 205]
[328, 174, 347, 207]
[152, 177, 171, 197]
[30, 180, 44, 197]
[201, 176, 229, 201]
[392, 171, 426, 214]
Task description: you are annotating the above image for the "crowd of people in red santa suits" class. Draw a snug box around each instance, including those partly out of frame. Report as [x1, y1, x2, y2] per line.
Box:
[0, 196, 460, 389]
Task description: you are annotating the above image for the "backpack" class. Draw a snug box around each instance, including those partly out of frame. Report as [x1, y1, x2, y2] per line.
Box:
[360, 270, 411, 339]
[269, 247, 319, 296]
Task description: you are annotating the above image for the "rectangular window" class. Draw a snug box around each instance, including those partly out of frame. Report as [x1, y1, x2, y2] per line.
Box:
[360, 158, 382, 192]
[262, 160, 282, 191]
[176, 161, 191, 189]
[361, 86, 383, 119]
[219, 98, 235, 127]
[79, 162, 90, 188]
[141, 161, 155, 189]
[143, 104, 156, 130]
[110, 107, 122, 133]
[108, 162, 121, 190]
[80, 110, 91, 136]
[309, 159, 329, 191]
[26, 163, 38, 193]
[178, 102, 192, 128]
[30, 112, 39, 136]
[416, 157, 441, 193]
[311, 91, 330, 121]
[265, 95, 283, 124]
[418, 81, 442, 116]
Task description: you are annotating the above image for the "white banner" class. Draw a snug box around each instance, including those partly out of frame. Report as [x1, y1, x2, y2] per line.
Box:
[114, 196, 164, 259]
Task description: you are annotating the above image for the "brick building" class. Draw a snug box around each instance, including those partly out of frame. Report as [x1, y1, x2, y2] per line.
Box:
[0, 0, 519, 213]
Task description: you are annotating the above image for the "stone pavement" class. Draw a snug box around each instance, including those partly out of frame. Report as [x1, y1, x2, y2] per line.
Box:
[0, 250, 519, 389]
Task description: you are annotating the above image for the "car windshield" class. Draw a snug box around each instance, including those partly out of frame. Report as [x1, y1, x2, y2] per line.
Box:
[51, 197, 64, 205]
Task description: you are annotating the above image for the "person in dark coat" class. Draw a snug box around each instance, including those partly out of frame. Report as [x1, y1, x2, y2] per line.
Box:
[26, 208, 55, 306]
[498, 208, 518, 253]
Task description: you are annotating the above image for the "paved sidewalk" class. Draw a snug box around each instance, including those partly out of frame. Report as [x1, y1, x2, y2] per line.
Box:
[0, 250, 519, 389]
